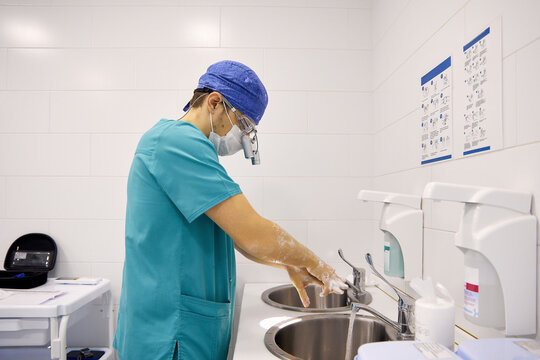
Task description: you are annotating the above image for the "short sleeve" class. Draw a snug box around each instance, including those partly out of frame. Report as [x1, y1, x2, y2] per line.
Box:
[149, 123, 242, 223]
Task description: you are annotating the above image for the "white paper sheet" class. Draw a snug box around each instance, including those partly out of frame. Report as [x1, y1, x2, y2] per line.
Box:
[0, 290, 65, 305]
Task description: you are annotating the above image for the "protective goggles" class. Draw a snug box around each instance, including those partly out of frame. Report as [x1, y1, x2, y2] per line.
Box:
[188, 88, 261, 165]
[222, 98, 260, 165]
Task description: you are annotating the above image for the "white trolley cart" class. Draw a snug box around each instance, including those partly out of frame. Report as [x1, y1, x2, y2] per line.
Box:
[0, 279, 113, 360]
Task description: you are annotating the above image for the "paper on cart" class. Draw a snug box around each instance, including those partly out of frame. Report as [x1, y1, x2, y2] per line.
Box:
[0, 290, 65, 305]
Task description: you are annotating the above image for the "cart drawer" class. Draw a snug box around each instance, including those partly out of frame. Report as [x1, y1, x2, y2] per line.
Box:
[0, 318, 49, 346]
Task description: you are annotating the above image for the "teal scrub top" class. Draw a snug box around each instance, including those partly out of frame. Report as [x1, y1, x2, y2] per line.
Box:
[113, 119, 242, 360]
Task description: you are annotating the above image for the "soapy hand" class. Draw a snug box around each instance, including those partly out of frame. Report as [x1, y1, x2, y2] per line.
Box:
[286, 266, 324, 308]
[307, 260, 348, 297]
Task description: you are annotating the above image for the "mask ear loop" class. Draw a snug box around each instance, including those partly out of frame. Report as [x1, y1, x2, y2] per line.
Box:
[179, 93, 208, 120]
[209, 111, 214, 133]
[222, 101, 235, 127]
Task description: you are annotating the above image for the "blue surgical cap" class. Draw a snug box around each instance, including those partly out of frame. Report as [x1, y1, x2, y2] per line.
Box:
[183, 60, 268, 125]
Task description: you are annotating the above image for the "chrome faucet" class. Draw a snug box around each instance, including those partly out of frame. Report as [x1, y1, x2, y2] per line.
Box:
[363, 253, 415, 339]
[338, 249, 366, 300]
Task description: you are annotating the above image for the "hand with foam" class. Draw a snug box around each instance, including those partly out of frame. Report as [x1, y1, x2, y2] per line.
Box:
[285, 266, 323, 307]
[307, 260, 348, 297]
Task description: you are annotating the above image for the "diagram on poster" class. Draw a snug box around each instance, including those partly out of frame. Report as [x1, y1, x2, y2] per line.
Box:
[420, 56, 452, 165]
[458, 21, 502, 157]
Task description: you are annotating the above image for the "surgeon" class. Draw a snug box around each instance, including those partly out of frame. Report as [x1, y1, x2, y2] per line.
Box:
[113, 60, 348, 360]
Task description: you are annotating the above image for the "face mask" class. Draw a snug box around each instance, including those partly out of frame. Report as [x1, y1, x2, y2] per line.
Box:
[208, 111, 244, 156]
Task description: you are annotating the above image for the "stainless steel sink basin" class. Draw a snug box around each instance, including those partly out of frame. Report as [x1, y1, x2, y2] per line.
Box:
[262, 284, 372, 312]
[265, 314, 399, 360]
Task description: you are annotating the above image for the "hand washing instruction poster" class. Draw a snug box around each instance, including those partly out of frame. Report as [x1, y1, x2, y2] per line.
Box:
[420, 56, 453, 165]
[457, 21, 503, 157]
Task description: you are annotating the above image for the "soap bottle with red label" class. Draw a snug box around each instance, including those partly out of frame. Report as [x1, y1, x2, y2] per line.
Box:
[463, 250, 505, 328]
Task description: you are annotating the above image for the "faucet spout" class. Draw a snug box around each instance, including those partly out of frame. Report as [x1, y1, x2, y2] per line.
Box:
[360, 253, 415, 339]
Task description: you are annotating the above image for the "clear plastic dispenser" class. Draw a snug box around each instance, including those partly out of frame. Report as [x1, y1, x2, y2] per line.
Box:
[358, 190, 422, 280]
[422, 182, 537, 336]
[383, 231, 404, 278]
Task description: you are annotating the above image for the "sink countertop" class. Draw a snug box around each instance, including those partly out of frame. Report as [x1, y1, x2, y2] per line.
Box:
[232, 282, 399, 360]
[232, 282, 476, 359]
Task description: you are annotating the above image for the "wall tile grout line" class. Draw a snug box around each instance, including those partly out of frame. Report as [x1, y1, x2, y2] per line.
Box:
[371, 138, 540, 178]
[370, 0, 413, 50]
[503, 35, 540, 59]
[371, 0, 471, 92]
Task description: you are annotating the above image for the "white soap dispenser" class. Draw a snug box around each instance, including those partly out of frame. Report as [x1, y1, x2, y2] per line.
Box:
[422, 182, 537, 335]
[358, 190, 423, 280]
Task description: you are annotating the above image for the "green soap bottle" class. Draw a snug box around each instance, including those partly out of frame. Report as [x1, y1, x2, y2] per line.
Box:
[383, 231, 404, 278]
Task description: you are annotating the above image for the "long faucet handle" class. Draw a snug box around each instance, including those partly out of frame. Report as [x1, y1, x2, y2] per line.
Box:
[338, 249, 366, 293]
[338, 249, 362, 273]
[364, 253, 412, 306]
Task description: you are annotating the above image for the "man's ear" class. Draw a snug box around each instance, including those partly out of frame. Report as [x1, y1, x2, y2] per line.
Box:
[207, 92, 222, 114]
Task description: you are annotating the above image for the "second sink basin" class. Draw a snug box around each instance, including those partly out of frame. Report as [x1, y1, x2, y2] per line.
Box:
[262, 284, 372, 312]
[265, 313, 399, 360]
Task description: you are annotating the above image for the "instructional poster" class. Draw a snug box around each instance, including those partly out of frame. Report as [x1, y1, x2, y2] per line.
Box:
[456, 19, 502, 157]
[420, 56, 453, 165]
[462, 28, 490, 155]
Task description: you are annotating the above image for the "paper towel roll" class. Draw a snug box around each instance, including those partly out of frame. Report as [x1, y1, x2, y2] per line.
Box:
[414, 297, 455, 349]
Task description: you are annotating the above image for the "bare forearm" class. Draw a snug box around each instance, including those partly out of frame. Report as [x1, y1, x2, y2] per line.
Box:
[206, 193, 346, 295]
[234, 244, 285, 270]
[241, 218, 321, 272]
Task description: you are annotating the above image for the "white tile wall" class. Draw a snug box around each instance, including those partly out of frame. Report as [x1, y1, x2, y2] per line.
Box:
[265, 49, 371, 91]
[5, 177, 127, 219]
[372, 9, 464, 132]
[133, 48, 264, 90]
[8, 49, 137, 90]
[233, 177, 264, 216]
[45, 0, 371, 6]
[307, 220, 374, 276]
[92, 7, 220, 48]
[372, 0, 467, 88]
[260, 91, 308, 134]
[0, 6, 92, 47]
[372, 0, 540, 341]
[0, 134, 90, 176]
[464, 0, 540, 57]
[0, 0, 51, 5]
[0, 178, 5, 218]
[502, 54, 518, 147]
[50, 261, 93, 279]
[0, 92, 50, 133]
[50, 91, 182, 133]
[49, 220, 125, 263]
[261, 134, 351, 177]
[372, 166, 431, 195]
[90, 134, 140, 176]
[373, 109, 420, 176]
[423, 229, 464, 308]
[348, 134, 372, 177]
[347, 9, 372, 50]
[263, 177, 372, 221]
[0, 48, 6, 89]
[371, 0, 410, 45]
[222, 7, 371, 50]
[516, 38, 540, 145]
[307, 92, 372, 134]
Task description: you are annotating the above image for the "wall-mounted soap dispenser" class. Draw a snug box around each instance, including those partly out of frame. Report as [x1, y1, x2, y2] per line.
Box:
[358, 190, 423, 280]
[422, 182, 537, 336]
